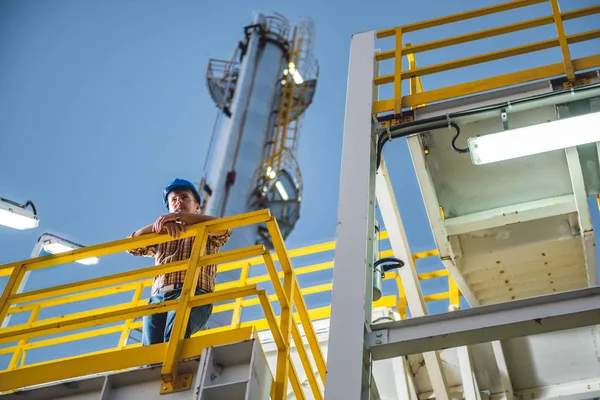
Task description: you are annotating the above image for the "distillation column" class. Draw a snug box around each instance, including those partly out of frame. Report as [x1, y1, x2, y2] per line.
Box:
[202, 13, 318, 327]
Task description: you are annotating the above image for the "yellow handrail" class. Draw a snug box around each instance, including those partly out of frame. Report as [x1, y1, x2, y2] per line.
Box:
[0, 210, 460, 397]
[0, 210, 326, 398]
[373, 0, 600, 115]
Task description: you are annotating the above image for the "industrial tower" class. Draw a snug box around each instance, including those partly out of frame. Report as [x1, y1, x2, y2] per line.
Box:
[202, 13, 318, 254]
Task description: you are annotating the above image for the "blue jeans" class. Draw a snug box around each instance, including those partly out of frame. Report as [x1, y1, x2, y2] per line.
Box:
[142, 287, 213, 346]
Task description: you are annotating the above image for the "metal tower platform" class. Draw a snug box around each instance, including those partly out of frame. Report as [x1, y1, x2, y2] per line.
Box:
[325, 0, 600, 399]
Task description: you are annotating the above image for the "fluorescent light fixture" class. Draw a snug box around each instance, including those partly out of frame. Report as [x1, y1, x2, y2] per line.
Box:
[468, 111, 600, 165]
[275, 181, 289, 201]
[0, 198, 39, 230]
[41, 235, 99, 265]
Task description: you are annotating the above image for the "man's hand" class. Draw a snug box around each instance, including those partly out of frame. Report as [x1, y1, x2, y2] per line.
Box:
[156, 220, 185, 239]
[152, 213, 177, 235]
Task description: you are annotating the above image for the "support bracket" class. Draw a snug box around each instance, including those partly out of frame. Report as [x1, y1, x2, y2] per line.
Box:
[160, 370, 194, 394]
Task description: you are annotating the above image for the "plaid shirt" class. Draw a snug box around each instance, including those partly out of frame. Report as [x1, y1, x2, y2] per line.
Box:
[127, 228, 232, 295]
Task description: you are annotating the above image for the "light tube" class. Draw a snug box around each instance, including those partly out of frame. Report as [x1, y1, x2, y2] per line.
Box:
[468, 111, 600, 165]
[0, 199, 39, 230]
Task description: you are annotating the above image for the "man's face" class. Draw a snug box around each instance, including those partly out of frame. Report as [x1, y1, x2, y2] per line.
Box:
[167, 189, 200, 213]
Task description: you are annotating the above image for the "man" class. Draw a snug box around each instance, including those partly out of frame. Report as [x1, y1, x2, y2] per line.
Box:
[127, 178, 231, 346]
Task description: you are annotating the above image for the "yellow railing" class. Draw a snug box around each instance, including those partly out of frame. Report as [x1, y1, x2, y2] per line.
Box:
[373, 0, 600, 115]
[0, 210, 460, 397]
[0, 210, 327, 398]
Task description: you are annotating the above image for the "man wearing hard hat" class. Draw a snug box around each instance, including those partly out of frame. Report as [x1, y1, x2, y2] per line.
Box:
[126, 178, 231, 346]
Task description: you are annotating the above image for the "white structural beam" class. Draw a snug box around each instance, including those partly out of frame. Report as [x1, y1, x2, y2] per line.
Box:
[491, 341, 514, 400]
[443, 194, 577, 236]
[457, 346, 481, 400]
[393, 357, 418, 400]
[510, 377, 600, 400]
[324, 30, 376, 400]
[565, 146, 597, 286]
[366, 286, 600, 359]
[405, 136, 479, 306]
[376, 158, 450, 400]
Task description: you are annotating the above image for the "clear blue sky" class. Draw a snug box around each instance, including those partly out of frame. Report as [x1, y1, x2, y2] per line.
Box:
[0, 0, 599, 367]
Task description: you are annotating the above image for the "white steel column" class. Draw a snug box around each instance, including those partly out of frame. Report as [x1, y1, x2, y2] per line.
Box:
[565, 146, 597, 286]
[324, 30, 377, 400]
[405, 136, 478, 306]
[457, 346, 481, 400]
[491, 341, 514, 400]
[376, 157, 450, 400]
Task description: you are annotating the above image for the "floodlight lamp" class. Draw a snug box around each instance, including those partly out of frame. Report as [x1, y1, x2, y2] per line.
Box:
[468, 111, 600, 165]
[39, 233, 99, 265]
[0, 197, 39, 230]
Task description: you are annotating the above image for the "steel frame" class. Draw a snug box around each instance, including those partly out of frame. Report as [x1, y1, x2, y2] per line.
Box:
[326, 11, 600, 397]
[0, 209, 326, 398]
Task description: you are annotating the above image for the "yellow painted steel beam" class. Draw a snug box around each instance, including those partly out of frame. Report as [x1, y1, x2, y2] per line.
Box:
[161, 226, 208, 391]
[550, 0, 575, 81]
[219, 229, 391, 272]
[10, 260, 186, 305]
[374, 53, 600, 112]
[0, 265, 25, 325]
[401, 37, 560, 80]
[291, 321, 323, 400]
[230, 263, 250, 328]
[258, 290, 285, 348]
[7, 306, 40, 370]
[449, 277, 461, 309]
[288, 357, 307, 400]
[563, 4, 600, 20]
[7, 280, 151, 314]
[293, 279, 327, 383]
[118, 282, 144, 349]
[376, 14, 553, 61]
[217, 260, 335, 291]
[10, 245, 264, 306]
[414, 249, 440, 259]
[376, 29, 600, 86]
[26, 322, 141, 352]
[424, 292, 450, 302]
[0, 285, 259, 345]
[394, 27, 403, 114]
[0, 209, 271, 275]
[0, 327, 253, 393]
[266, 218, 294, 275]
[264, 251, 290, 307]
[0, 299, 178, 345]
[377, 0, 547, 37]
[11, 300, 144, 334]
[376, 5, 600, 61]
[274, 270, 295, 399]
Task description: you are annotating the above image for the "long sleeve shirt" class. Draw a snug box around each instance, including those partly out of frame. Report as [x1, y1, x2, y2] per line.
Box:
[127, 229, 232, 295]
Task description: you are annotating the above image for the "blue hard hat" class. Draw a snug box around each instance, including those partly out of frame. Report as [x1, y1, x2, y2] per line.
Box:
[163, 178, 201, 210]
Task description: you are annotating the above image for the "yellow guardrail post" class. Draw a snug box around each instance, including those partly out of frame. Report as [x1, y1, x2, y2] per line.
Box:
[549, 0, 575, 82]
[267, 217, 297, 399]
[394, 27, 403, 115]
[230, 262, 250, 328]
[0, 265, 26, 325]
[117, 282, 144, 349]
[8, 304, 40, 370]
[160, 225, 208, 394]
[449, 276, 461, 311]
